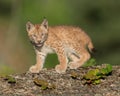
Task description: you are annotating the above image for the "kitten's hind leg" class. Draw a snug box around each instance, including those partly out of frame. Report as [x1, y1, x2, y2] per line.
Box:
[69, 48, 90, 69]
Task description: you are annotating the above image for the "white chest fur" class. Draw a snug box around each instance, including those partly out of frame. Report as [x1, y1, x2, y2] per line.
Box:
[41, 45, 55, 54]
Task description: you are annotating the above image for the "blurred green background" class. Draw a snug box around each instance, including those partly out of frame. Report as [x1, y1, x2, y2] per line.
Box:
[0, 0, 120, 75]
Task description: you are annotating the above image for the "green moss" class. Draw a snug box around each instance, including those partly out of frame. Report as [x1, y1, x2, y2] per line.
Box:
[34, 78, 48, 90]
[100, 64, 112, 75]
[83, 58, 96, 67]
[83, 64, 112, 84]
[4, 75, 16, 84]
[34, 78, 56, 90]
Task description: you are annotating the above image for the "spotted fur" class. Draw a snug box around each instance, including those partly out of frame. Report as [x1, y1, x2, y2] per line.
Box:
[26, 19, 94, 73]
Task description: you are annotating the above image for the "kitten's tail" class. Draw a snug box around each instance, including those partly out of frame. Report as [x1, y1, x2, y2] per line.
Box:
[88, 41, 96, 53]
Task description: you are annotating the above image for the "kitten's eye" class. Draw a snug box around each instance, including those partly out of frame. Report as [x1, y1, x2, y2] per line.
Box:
[33, 34, 37, 38]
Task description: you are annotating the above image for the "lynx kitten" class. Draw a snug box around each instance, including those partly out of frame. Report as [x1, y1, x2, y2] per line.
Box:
[26, 19, 95, 73]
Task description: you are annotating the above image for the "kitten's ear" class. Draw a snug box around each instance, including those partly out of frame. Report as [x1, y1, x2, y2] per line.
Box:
[26, 21, 34, 32]
[41, 19, 48, 29]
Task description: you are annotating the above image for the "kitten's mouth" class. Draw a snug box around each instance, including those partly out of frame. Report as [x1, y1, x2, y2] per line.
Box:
[30, 41, 43, 48]
[36, 43, 43, 47]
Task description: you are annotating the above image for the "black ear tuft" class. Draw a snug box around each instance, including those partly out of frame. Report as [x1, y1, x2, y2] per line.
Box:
[41, 18, 48, 29]
[26, 21, 34, 32]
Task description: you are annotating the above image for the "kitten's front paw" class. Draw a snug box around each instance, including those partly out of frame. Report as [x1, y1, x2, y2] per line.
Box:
[29, 65, 40, 73]
[55, 64, 67, 73]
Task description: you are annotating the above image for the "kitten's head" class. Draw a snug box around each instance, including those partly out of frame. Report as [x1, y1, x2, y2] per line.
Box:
[26, 19, 48, 47]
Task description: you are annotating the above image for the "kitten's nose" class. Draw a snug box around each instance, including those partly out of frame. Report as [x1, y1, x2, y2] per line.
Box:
[37, 39, 41, 43]
[36, 38, 41, 42]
